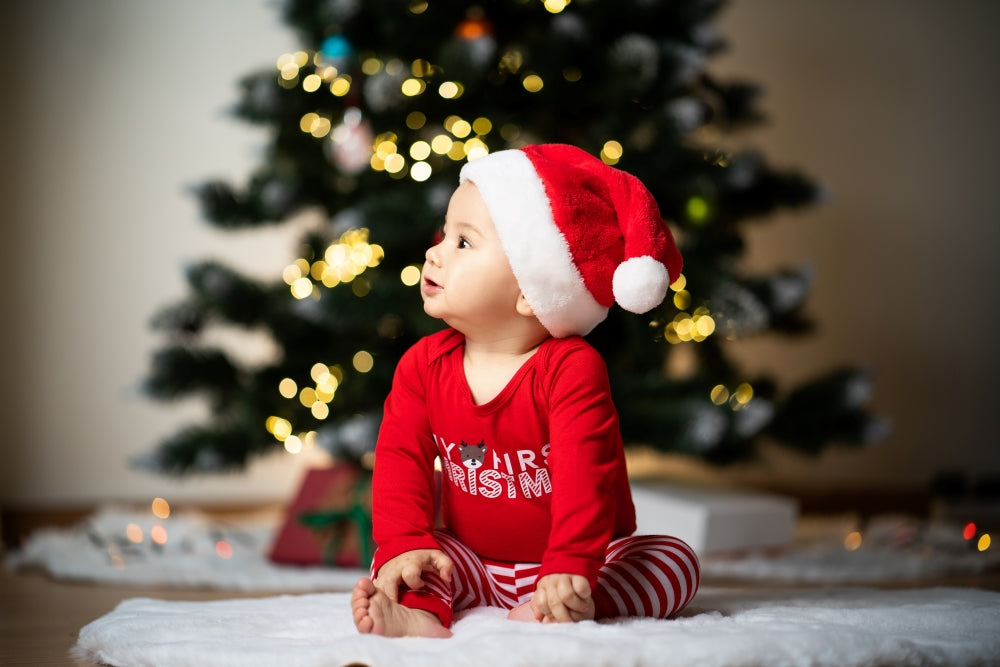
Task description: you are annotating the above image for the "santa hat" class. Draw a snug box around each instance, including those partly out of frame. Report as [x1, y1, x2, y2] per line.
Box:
[459, 143, 682, 338]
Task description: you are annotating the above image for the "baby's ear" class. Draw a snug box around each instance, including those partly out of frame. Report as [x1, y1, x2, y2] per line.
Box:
[515, 292, 536, 317]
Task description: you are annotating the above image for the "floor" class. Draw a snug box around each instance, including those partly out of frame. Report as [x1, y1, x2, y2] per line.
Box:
[0, 568, 273, 666]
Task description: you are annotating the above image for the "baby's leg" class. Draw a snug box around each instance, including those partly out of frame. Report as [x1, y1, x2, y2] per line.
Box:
[593, 535, 700, 619]
[354, 530, 501, 635]
[351, 577, 452, 638]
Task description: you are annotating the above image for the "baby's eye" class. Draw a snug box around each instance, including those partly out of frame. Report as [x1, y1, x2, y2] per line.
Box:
[457, 236, 471, 249]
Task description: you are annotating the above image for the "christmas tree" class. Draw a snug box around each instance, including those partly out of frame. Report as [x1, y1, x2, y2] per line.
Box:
[140, 0, 885, 476]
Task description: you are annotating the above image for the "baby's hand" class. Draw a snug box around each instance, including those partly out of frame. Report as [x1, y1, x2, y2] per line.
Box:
[530, 573, 594, 623]
[373, 549, 454, 601]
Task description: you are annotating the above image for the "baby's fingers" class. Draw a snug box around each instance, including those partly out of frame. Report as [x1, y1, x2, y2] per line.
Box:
[401, 564, 427, 590]
[375, 575, 399, 601]
[431, 551, 455, 582]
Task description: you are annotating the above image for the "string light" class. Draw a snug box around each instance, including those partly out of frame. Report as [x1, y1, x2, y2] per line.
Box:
[979, 534, 992, 552]
[411, 161, 432, 182]
[284, 435, 303, 454]
[731, 383, 754, 407]
[108, 544, 124, 570]
[299, 387, 317, 409]
[353, 351, 374, 373]
[500, 50, 523, 75]
[302, 73, 322, 92]
[439, 81, 463, 99]
[385, 153, 406, 174]
[266, 416, 293, 442]
[409, 141, 431, 160]
[710, 385, 729, 406]
[299, 112, 332, 138]
[330, 76, 352, 96]
[543, 0, 571, 13]
[601, 140, 623, 165]
[151, 497, 171, 520]
[521, 73, 544, 93]
[274, 364, 344, 433]
[411, 59, 436, 77]
[844, 531, 863, 551]
[465, 138, 489, 161]
[686, 195, 711, 225]
[665, 307, 716, 344]
[400, 265, 422, 286]
[710, 382, 755, 410]
[473, 117, 493, 135]
[431, 134, 453, 154]
[401, 78, 426, 96]
[150, 525, 168, 546]
[276, 51, 310, 88]
[447, 140, 467, 161]
[215, 541, 234, 559]
[451, 118, 472, 138]
[406, 111, 426, 130]
[126, 523, 143, 544]
[278, 378, 297, 399]
[284, 228, 384, 296]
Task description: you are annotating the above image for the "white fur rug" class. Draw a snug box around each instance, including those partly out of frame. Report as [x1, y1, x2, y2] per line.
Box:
[74, 586, 1000, 667]
[5, 506, 366, 591]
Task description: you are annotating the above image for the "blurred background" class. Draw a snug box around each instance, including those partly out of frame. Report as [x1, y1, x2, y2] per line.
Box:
[1, 0, 998, 510]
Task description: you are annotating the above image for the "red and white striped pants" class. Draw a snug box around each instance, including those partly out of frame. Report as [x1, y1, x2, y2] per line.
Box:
[376, 530, 700, 627]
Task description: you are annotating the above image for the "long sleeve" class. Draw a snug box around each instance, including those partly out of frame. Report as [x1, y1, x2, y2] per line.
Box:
[537, 342, 633, 588]
[370, 340, 442, 576]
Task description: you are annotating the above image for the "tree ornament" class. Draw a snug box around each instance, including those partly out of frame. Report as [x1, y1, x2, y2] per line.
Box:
[362, 69, 407, 113]
[455, 15, 493, 41]
[318, 34, 353, 68]
[327, 108, 373, 175]
[610, 34, 661, 94]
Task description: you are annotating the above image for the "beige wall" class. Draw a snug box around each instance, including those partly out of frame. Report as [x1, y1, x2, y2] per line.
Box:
[713, 0, 1000, 491]
[1, 1, 998, 506]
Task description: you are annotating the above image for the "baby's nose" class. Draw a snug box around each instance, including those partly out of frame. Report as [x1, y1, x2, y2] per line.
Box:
[425, 244, 440, 264]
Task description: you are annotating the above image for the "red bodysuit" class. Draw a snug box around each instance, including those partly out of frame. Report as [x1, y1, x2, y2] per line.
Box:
[371, 328, 699, 625]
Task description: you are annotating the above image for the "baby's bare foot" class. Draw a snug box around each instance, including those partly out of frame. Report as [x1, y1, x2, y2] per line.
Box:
[351, 577, 452, 638]
[506, 601, 539, 623]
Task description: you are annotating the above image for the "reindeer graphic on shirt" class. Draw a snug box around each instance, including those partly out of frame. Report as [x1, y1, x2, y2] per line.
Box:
[435, 434, 552, 500]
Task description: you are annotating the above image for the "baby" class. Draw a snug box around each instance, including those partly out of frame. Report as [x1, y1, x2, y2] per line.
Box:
[352, 144, 699, 637]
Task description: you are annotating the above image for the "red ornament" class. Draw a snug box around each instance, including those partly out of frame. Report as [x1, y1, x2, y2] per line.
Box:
[455, 16, 493, 41]
[963, 522, 977, 540]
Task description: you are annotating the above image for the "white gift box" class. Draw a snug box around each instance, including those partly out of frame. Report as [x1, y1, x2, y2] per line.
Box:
[630, 480, 798, 554]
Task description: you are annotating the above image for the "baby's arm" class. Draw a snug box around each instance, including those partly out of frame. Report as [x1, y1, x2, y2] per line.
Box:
[530, 573, 594, 623]
[373, 548, 455, 601]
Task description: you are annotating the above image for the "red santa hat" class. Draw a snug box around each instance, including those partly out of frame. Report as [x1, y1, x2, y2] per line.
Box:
[459, 143, 682, 337]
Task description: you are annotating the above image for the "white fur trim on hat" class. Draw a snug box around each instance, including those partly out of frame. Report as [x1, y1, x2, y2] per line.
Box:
[460, 151, 608, 337]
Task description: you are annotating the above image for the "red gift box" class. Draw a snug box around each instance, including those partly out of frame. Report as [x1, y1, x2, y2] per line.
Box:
[268, 464, 373, 569]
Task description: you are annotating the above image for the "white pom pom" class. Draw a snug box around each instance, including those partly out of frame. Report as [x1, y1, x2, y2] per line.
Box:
[612, 256, 670, 313]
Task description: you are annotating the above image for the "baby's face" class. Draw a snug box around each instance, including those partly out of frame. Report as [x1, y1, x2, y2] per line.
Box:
[420, 181, 523, 333]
